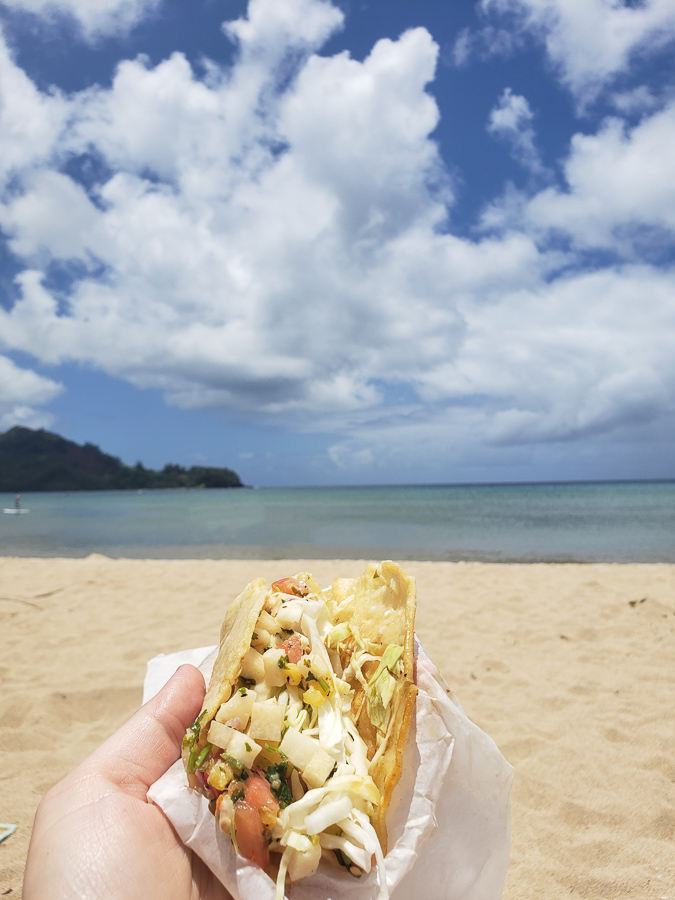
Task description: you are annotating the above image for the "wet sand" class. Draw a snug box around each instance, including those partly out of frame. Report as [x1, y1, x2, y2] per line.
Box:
[1, 557, 673, 898]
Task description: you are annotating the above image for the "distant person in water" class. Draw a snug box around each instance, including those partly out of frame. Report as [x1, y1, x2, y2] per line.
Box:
[14, 493, 20, 510]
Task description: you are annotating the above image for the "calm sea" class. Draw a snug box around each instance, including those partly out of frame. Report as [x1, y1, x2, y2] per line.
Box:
[1, 481, 674, 563]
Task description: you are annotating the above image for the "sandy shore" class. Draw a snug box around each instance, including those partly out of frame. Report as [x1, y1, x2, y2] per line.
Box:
[1, 557, 673, 898]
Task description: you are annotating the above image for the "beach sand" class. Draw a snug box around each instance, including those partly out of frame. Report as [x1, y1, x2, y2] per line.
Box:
[1, 557, 674, 899]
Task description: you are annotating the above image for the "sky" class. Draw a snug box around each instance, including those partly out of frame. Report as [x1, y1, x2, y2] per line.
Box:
[0, 0, 674, 487]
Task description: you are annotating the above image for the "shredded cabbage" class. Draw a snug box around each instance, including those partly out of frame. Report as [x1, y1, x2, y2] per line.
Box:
[275, 846, 292, 900]
[340, 809, 389, 900]
[319, 833, 372, 872]
[318, 698, 344, 760]
[219, 581, 391, 899]
[303, 794, 353, 835]
[366, 644, 404, 730]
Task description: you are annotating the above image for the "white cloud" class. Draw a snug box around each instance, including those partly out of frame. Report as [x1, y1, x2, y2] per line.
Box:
[323, 262, 675, 475]
[452, 24, 522, 66]
[611, 85, 660, 116]
[0, 0, 673, 471]
[0, 169, 102, 259]
[487, 88, 546, 176]
[0, 354, 63, 430]
[523, 100, 675, 250]
[0, 35, 69, 184]
[479, 0, 675, 103]
[224, 0, 343, 58]
[0, 16, 458, 426]
[0, 0, 162, 39]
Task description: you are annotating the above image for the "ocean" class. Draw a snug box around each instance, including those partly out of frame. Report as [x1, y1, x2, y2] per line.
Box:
[2, 481, 674, 562]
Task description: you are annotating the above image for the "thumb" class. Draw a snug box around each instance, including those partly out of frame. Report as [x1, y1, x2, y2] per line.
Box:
[85, 663, 206, 796]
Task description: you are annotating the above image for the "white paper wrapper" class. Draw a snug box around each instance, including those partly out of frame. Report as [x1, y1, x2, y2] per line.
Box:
[145, 641, 513, 900]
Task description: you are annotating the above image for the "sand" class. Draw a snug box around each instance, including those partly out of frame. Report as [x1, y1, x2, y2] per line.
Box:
[0, 556, 673, 899]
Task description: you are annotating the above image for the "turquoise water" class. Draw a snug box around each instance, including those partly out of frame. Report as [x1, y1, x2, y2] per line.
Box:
[1, 481, 674, 562]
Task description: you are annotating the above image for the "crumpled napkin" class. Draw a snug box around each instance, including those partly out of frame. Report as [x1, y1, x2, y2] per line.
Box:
[145, 641, 513, 900]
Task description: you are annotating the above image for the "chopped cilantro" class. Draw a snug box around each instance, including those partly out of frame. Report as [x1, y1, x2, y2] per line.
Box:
[277, 654, 289, 669]
[238, 687, 247, 696]
[264, 762, 293, 808]
[185, 711, 210, 773]
[187, 708, 207, 742]
[223, 754, 244, 774]
[195, 743, 211, 770]
[245, 742, 252, 752]
[264, 743, 287, 759]
[187, 742, 200, 774]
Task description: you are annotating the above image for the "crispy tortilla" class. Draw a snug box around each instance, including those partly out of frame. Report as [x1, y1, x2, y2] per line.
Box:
[183, 562, 417, 855]
[329, 561, 417, 851]
[184, 577, 269, 761]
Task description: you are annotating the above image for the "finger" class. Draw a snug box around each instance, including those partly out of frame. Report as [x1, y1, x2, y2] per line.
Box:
[84, 664, 205, 796]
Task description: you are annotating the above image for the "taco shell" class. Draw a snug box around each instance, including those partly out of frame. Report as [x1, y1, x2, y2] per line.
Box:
[329, 561, 417, 850]
[182, 561, 417, 879]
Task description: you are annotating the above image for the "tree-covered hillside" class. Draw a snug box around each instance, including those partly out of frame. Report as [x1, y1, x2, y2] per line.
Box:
[0, 427, 243, 492]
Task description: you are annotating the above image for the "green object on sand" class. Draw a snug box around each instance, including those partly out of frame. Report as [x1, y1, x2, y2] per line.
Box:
[0, 824, 17, 843]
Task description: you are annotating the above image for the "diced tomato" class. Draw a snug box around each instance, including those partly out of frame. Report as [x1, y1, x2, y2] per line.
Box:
[245, 771, 279, 814]
[271, 576, 310, 597]
[281, 633, 303, 664]
[234, 801, 269, 870]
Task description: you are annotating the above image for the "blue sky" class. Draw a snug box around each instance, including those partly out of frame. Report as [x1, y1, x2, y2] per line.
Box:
[0, 0, 674, 487]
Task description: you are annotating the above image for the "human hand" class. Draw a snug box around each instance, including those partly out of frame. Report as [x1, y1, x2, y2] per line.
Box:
[24, 664, 231, 900]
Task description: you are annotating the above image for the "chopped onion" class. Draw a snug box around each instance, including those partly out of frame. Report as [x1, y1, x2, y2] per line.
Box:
[284, 830, 313, 852]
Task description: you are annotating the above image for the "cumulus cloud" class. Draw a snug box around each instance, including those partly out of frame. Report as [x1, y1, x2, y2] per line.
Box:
[0, 14, 458, 428]
[516, 100, 675, 252]
[0, 0, 162, 39]
[0, 0, 673, 471]
[0, 36, 69, 181]
[479, 0, 675, 103]
[0, 354, 63, 430]
[487, 88, 547, 176]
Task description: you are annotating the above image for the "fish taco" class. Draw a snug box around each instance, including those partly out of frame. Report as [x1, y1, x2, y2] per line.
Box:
[182, 561, 417, 899]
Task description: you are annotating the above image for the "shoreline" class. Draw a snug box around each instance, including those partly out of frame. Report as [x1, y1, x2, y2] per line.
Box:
[3, 547, 675, 564]
[1, 557, 674, 898]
